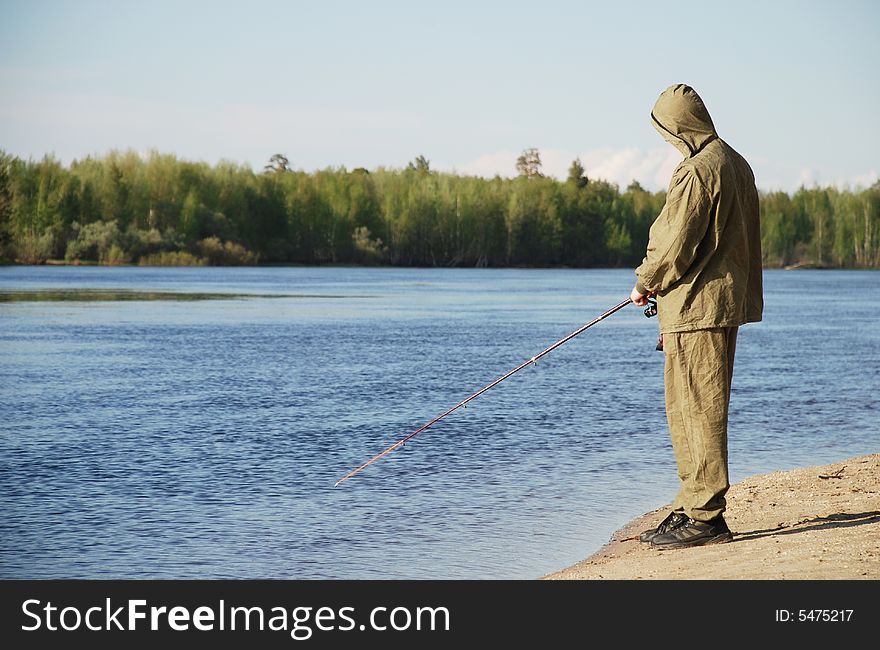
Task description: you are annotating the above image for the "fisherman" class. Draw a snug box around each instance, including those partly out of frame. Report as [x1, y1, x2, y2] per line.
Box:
[630, 84, 763, 549]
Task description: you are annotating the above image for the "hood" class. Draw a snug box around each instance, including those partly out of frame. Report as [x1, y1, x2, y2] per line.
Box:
[651, 84, 717, 157]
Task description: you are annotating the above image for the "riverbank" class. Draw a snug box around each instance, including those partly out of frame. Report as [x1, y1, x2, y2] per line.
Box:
[544, 454, 880, 580]
[5, 259, 878, 269]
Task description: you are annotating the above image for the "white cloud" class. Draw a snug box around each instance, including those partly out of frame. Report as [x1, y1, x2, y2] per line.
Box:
[795, 167, 820, 188]
[576, 148, 680, 191]
[832, 169, 878, 191]
[449, 149, 878, 193]
[453, 150, 520, 178]
[444, 146, 681, 191]
[756, 164, 879, 192]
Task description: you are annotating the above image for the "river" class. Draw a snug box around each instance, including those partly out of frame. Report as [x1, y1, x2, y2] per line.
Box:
[0, 266, 877, 578]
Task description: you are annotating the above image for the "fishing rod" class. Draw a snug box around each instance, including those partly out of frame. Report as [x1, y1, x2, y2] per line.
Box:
[334, 297, 635, 487]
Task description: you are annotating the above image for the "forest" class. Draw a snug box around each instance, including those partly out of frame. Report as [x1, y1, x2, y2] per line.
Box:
[1, 149, 878, 268]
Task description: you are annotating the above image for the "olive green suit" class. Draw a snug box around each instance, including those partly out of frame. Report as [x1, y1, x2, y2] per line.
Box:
[635, 84, 763, 522]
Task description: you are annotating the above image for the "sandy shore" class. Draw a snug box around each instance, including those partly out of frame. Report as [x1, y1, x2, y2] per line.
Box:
[544, 454, 880, 580]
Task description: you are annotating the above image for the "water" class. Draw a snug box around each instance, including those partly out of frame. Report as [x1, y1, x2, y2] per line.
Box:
[0, 266, 877, 579]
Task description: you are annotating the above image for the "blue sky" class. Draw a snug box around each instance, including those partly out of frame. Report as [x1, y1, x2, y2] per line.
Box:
[1, 0, 877, 191]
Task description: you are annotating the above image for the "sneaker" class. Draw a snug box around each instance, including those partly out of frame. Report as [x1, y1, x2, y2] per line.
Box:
[650, 515, 733, 549]
[639, 511, 688, 543]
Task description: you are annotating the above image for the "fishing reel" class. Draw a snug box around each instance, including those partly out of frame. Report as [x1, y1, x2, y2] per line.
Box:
[642, 298, 663, 351]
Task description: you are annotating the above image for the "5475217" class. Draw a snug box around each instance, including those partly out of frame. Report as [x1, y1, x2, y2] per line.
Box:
[775, 609, 853, 622]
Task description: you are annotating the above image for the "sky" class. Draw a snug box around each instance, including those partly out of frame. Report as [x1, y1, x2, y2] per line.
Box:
[1, 0, 877, 192]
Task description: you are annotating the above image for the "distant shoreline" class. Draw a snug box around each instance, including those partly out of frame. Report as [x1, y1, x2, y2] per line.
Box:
[3, 260, 877, 271]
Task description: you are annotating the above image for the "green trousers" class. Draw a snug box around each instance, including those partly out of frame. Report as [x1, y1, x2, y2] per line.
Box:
[663, 326, 738, 522]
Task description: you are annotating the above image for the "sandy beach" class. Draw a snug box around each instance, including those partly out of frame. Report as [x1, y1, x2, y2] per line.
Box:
[544, 454, 880, 580]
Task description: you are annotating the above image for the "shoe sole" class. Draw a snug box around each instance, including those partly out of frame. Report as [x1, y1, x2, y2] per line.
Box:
[650, 532, 733, 550]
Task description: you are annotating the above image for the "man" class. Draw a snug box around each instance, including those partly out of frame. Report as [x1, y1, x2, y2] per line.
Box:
[630, 84, 763, 549]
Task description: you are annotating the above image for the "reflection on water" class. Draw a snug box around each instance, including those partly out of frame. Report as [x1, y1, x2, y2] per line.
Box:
[0, 289, 360, 302]
[0, 266, 877, 578]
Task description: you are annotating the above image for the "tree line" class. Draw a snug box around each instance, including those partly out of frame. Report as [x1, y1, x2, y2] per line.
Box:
[1, 149, 877, 268]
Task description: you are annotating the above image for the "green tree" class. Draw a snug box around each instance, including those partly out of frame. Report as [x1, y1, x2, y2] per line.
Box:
[264, 153, 291, 174]
[807, 188, 833, 266]
[0, 152, 12, 260]
[567, 158, 589, 188]
[180, 189, 204, 243]
[761, 191, 797, 266]
[1, 147, 878, 270]
[506, 176, 560, 264]
[515, 148, 543, 178]
[407, 155, 431, 175]
[605, 221, 632, 265]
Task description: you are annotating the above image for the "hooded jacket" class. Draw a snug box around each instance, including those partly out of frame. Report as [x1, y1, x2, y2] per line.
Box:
[635, 84, 763, 333]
